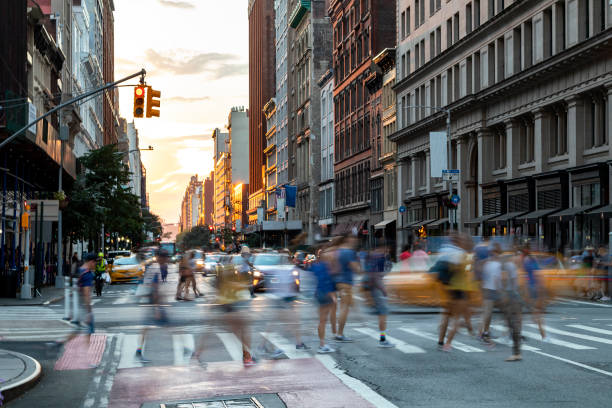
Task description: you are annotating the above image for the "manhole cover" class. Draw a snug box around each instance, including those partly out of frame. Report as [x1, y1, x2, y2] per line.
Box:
[142, 393, 286, 408]
[164, 399, 259, 408]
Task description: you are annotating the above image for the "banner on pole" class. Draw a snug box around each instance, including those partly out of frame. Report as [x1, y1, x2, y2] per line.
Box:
[429, 131, 447, 178]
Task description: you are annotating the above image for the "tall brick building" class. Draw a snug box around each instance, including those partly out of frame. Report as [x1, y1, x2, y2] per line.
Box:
[102, 0, 119, 145]
[248, 0, 276, 218]
[328, 0, 396, 239]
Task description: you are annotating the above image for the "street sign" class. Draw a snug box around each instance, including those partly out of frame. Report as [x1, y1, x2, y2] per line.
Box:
[451, 195, 460, 205]
[442, 169, 460, 181]
[399, 205, 406, 213]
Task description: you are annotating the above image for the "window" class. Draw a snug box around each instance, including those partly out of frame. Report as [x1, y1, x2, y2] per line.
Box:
[453, 13, 460, 43]
[573, 183, 601, 207]
[415, 0, 420, 27]
[441, 72, 447, 105]
[42, 118, 48, 143]
[553, 1, 566, 53]
[420, 39, 425, 65]
[505, 35, 513, 77]
[415, 43, 420, 69]
[519, 116, 534, 164]
[523, 20, 533, 69]
[474, 0, 481, 28]
[406, 7, 411, 36]
[466, 3, 473, 34]
[401, 11, 406, 39]
[401, 53, 406, 78]
[460, 62, 467, 97]
[550, 104, 568, 157]
[436, 26, 442, 55]
[534, 17, 543, 61]
[493, 128, 506, 169]
[447, 18, 453, 47]
[430, 32, 435, 58]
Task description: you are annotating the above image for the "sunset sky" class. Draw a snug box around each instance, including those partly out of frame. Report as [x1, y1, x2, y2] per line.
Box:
[114, 0, 249, 223]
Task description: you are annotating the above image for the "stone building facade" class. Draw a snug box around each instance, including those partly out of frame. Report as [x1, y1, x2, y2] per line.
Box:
[318, 69, 335, 235]
[392, 0, 612, 251]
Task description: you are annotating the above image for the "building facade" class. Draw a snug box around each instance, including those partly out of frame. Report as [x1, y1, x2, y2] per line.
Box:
[248, 0, 276, 212]
[101, 0, 118, 146]
[318, 70, 335, 235]
[392, 0, 612, 251]
[288, 0, 332, 242]
[275, 0, 291, 186]
[329, 0, 396, 239]
[264, 98, 279, 219]
[212, 128, 228, 162]
[228, 107, 249, 185]
[179, 175, 203, 233]
[203, 171, 214, 226]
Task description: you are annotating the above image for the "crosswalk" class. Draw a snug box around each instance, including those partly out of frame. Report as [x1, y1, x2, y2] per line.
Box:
[0, 306, 62, 320]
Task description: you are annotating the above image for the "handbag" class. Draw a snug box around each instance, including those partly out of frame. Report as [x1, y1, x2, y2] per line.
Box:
[102, 272, 111, 283]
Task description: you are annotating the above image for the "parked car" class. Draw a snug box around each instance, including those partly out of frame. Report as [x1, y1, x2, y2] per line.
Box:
[251, 253, 300, 293]
[109, 255, 145, 283]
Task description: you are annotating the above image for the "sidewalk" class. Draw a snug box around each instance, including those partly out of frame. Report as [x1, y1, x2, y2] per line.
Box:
[0, 287, 65, 306]
[0, 349, 42, 403]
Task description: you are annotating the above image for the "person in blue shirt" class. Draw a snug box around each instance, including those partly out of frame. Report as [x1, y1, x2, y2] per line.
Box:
[311, 246, 338, 353]
[334, 235, 361, 343]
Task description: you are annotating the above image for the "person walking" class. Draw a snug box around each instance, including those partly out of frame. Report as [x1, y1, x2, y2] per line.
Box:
[311, 245, 337, 353]
[501, 252, 522, 361]
[177, 252, 194, 300]
[363, 246, 395, 348]
[187, 252, 202, 298]
[136, 249, 169, 363]
[479, 243, 502, 344]
[61, 253, 97, 345]
[334, 235, 360, 343]
[94, 252, 107, 297]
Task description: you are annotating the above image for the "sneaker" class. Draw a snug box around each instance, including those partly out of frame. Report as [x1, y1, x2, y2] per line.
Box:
[135, 350, 151, 363]
[334, 335, 353, 343]
[243, 357, 257, 367]
[296, 343, 310, 350]
[437, 341, 444, 351]
[378, 340, 395, 348]
[600, 296, 611, 302]
[317, 344, 335, 354]
[269, 349, 285, 359]
[505, 354, 522, 362]
[442, 344, 452, 352]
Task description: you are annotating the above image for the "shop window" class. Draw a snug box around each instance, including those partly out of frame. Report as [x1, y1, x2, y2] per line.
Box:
[573, 183, 600, 207]
[537, 189, 561, 209]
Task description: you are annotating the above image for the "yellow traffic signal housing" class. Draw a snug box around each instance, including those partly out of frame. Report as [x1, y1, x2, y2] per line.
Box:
[146, 86, 161, 117]
[133, 86, 145, 118]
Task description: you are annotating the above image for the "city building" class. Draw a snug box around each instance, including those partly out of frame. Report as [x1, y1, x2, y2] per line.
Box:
[228, 107, 249, 185]
[141, 163, 148, 210]
[248, 0, 276, 223]
[288, 0, 332, 242]
[391, 0, 612, 251]
[126, 121, 143, 201]
[203, 171, 215, 226]
[318, 69, 335, 236]
[101, 0, 119, 146]
[179, 175, 203, 233]
[274, 0, 291, 186]
[263, 98, 279, 220]
[371, 48, 397, 252]
[212, 127, 228, 162]
[328, 0, 396, 240]
[232, 183, 250, 232]
[214, 153, 231, 228]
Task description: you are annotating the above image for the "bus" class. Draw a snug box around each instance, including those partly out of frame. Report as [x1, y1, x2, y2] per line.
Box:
[159, 241, 177, 261]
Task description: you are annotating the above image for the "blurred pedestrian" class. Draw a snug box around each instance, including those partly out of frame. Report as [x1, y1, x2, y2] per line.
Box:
[479, 243, 502, 344]
[501, 252, 522, 361]
[594, 247, 609, 301]
[410, 243, 429, 271]
[311, 245, 337, 353]
[334, 235, 361, 343]
[94, 252, 107, 297]
[399, 245, 411, 262]
[363, 246, 394, 348]
[521, 244, 547, 340]
[136, 249, 169, 363]
[61, 252, 97, 345]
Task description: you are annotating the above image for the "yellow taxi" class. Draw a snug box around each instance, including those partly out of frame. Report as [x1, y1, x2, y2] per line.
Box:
[109, 254, 144, 283]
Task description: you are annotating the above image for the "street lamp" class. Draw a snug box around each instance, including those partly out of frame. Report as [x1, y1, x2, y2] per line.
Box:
[129, 145, 153, 154]
[401, 104, 455, 230]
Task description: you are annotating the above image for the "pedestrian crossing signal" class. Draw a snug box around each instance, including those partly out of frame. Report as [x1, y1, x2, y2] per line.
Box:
[133, 86, 145, 118]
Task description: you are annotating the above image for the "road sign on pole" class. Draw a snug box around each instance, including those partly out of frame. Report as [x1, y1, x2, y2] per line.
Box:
[442, 169, 460, 181]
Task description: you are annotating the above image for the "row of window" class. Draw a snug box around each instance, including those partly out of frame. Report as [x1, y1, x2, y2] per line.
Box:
[335, 161, 371, 208]
[334, 115, 372, 163]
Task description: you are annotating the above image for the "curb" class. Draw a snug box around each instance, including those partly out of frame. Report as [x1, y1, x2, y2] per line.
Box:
[0, 295, 64, 307]
[0, 350, 42, 404]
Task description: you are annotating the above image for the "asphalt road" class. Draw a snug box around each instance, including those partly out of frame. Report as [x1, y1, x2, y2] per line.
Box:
[2, 264, 612, 407]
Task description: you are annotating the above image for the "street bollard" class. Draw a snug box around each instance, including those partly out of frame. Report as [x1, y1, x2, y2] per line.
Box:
[71, 285, 79, 324]
[63, 276, 71, 320]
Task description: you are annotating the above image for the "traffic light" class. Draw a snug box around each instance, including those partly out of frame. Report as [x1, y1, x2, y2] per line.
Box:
[133, 86, 145, 118]
[146, 86, 161, 117]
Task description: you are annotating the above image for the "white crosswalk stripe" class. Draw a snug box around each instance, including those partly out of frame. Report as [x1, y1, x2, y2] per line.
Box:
[567, 324, 612, 336]
[527, 324, 612, 345]
[355, 328, 426, 354]
[398, 327, 483, 352]
[260, 332, 310, 359]
[117, 334, 144, 369]
[0, 306, 62, 320]
[490, 324, 596, 350]
[216, 332, 245, 361]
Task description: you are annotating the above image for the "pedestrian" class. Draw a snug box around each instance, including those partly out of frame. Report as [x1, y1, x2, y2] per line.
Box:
[520, 244, 548, 340]
[501, 252, 522, 361]
[311, 245, 337, 353]
[410, 243, 429, 271]
[71, 252, 80, 277]
[177, 252, 194, 300]
[399, 245, 411, 262]
[363, 246, 395, 348]
[136, 249, 169, 363]
[187, 252, 202, 298]
[479, 243, 502, 344]
[334, 235, 360, 343]
[160, 255, 169, 283]
[61, 252, 97, 345]
[94, 252, 107, 297]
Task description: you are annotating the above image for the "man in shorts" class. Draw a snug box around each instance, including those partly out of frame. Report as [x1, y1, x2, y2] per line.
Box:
[364, 246, 395, 348]
[334, 235, 361, 343]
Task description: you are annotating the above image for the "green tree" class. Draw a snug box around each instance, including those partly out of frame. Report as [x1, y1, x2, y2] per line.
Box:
[176, 225, 212, 250]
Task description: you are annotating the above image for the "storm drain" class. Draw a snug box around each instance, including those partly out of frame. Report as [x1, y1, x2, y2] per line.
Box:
[142, 393, 286, 408]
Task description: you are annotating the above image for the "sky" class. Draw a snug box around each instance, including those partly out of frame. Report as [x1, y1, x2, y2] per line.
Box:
[114, 0, 249, 224]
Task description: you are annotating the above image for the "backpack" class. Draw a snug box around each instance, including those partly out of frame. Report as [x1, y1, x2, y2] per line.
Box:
[431, 259, 452, 285]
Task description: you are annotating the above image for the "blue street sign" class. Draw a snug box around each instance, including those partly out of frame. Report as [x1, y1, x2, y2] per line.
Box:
[451, 195, 460, 205]
[399, 205, 406, 213]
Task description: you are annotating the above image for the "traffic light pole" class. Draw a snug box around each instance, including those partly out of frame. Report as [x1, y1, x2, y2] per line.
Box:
[0, 69, 146, 150]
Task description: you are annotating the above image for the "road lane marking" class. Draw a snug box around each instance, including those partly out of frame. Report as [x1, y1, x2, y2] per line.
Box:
[491, 324, 595, 350]
[117, 334, 143, 369]
[216, 332, 244, 361]
[112, 297, 130, 305]
[527, 324, 612, 345]
[172, 334, 195, 365]
[557, 298, 612, 308]
[260, 332, 310, 359]
[528, 349, 612, 378]
[355, 328, 426, 353]
[316, 354, 399, 408]
[398, 327, 483, 352]
[567, 324, 612, 336]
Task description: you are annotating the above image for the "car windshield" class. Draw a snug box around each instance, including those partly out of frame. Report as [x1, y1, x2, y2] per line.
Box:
[206, 254, 221, 262]
[107, 251, 130, 259]
[114, 257, 139, 266]
[232, 255, 250, 265]
[191, 251, 203, 259]
[253, 254, 291, 266]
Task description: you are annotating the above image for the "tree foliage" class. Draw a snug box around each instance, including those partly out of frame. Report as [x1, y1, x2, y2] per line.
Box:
[176, 225, 212, 251]
[63, 145, 150, 248]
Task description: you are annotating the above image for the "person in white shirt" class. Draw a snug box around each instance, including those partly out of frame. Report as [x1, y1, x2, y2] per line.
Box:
[479, 243, 502, 343]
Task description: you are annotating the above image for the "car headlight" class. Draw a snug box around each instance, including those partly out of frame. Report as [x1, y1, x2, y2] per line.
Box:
[292, 270, 299, 276]
[253, 270, 261, 277]
[196, 260, 204, 266]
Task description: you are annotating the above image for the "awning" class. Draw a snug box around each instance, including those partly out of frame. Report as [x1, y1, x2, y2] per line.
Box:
[548, 205, 601, 221]
[464, 213, 500, 227]
[586, 204, 612, 218]
[427, 218, 449, 228]
[374, 219, 396, 230]
[487, 211, 529, 224]
[519, 208, 560, 223]
[409, 219, 436, 228]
